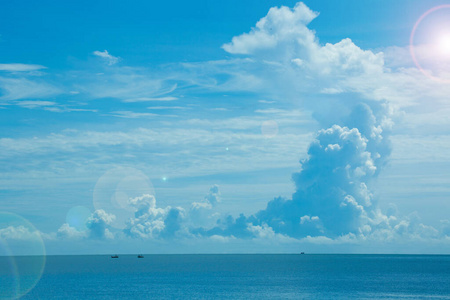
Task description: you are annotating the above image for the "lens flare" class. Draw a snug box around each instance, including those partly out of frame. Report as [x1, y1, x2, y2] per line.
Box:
[410, 4, 450, 83]
[93, 167, 155, 229]
[0, 212, 46, 299]
[437, 34, 450, 56]
[66, 206, 91, 231]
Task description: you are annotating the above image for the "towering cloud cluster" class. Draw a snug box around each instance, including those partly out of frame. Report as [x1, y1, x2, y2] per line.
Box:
[85, 209, 116, 239]
[57, 209, 115, 240]
[38, 2, 449, 246]
[203, 102, 393, 239]
[189, 185, 221, 228]
[124, 194, 185, 239]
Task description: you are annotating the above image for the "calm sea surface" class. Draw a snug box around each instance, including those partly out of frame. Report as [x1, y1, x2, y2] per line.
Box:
[1, 254, 449, 299]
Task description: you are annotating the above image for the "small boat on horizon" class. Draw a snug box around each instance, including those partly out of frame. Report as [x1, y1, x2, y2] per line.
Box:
[300, 252, 305, 255]
[138, 254, 144, 258]
[111, 255, 119, 258]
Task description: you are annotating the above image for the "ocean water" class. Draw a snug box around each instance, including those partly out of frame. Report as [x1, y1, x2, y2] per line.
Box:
[1, 254, 449, 299]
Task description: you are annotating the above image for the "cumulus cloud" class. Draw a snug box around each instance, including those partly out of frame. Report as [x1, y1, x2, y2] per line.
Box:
[57, 223, 87, 240]
[86, 209, 115, 239]
[222, 2, 318, 55]
[93, 50, 120, 65]
[27, 2, 450, 249]
[0, 225, 43, 240]
[193, 101, 450, 243]
[54, 209, 116, 240]
[222, 2, 382, 79]
[210, 106, 382, 238]
[218, 1, 450, 109]
[189, 185, 221, 228]
[124, 194, 186, 239]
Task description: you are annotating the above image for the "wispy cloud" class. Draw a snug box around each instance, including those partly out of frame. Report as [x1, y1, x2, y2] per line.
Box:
[0, 63, 47, 72]
[258, 100, 276, 104]
[147, 106, 188, 110]
[93, 50, 119, 65]
[15, 100, 56, 108]
[109, 110, 160, 118]
[124, 96, 178, 102]
[43, 107, 98, 113]
[0, 77, 61, 101]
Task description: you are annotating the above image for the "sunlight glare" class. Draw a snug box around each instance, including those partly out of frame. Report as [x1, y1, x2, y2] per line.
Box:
[437, 33, 450, 56]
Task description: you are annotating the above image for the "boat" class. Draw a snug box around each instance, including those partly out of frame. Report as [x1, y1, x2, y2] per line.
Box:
[111, 255, 119, 258]
[138, 254, 144, 258]
[300, 252, 305, 255]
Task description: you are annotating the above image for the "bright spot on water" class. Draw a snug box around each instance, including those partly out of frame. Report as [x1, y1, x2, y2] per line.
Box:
[93, 167, 155, 229]
[66, 206, 91, 231]
[0, 212, 46, 299]
[261, 120, 279, 138]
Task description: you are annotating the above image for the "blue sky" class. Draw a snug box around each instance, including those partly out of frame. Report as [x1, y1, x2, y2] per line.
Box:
[1, 0, 450, 255]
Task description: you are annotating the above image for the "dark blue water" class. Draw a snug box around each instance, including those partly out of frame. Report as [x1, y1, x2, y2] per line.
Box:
[1, 254, 449, 299]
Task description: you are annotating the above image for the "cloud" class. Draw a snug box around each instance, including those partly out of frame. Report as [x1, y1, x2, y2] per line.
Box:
[71, 67, 179, 102]
[189, 185, 222, 228]
[220, 1, 450, 110]
[57, 223, 87, 239]
[0, 63, 47, 72]
[187, 98, 449, 244]
[5, 2, 450, 251]
[93, 50, 120, 65]
[124, 194, 186, 239]
[14, 100, 57, 109]
[0, 225, 43, 240]
[108, 111, 159, 118]
[222, 2, 318, 55]
[146, 106, 188, 110]
[196, 102, 396, 240]
[0, 77, 61, 101]
[124, 96, 178, 102]
[86, 209, 116, 239]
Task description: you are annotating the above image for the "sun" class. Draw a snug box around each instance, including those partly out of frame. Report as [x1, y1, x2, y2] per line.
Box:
[437, 33, 450, 56]
[410, 4, 450, 82]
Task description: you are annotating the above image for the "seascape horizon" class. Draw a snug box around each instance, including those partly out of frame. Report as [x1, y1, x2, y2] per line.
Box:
[2, 254, 450, 299]
[2, 0, 450, 298]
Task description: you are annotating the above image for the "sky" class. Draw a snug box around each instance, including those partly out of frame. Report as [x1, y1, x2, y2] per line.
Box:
[1, 0, 450, 255]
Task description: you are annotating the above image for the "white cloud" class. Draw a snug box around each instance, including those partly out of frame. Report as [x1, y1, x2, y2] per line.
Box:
[0, 63, 47, 72]
[222, 2, 318, 55]
[43, 107, 98, 113]
[57, 223, 87, 239]
[125, 194, 185, 239]
[124, 96, 178, 102]
[109, 111, 159, 118]
[15, 100, 56, 108]
[189, 185, 222, 229]
[0, 77, 61, 101]
[147, 106, 188, 110]
[71, 67, 178, 102]
[218, 2, 450, 110]
[85, 210, 116, 239]
[93, 50, 120, 65]
[0, 225, 42, 240]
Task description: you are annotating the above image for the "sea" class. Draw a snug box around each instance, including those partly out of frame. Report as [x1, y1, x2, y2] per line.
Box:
[1, 254, 449, 299]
